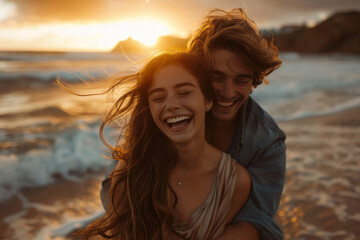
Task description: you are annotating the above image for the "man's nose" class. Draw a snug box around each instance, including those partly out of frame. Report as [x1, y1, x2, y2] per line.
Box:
[220, 79, 236, 99]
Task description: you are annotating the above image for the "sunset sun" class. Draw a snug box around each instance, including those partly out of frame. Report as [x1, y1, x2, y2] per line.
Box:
[105, 18, 172, 48]
[125, 19, 171, 46]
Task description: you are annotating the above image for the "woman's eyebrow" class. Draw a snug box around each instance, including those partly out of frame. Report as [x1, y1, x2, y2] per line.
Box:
[174, 82, 197, 88]
[148, 88, 164, 97]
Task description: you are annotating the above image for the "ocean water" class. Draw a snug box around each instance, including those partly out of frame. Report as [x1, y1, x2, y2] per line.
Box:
[0, 51, 359, 239]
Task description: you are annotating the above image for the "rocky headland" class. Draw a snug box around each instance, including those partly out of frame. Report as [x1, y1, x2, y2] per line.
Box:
[263, 11, 360, 54]
[112, 11, 360, 55]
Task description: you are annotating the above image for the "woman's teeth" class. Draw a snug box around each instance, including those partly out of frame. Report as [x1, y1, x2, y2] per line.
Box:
[166, 115, 191, 124]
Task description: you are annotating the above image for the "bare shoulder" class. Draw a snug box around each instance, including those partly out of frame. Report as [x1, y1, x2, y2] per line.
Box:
[234, 162, 251, 194]
[226, 159, 251, 223]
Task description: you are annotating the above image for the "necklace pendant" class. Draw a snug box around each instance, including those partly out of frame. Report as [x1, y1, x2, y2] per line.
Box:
[177, 181, 182, 186]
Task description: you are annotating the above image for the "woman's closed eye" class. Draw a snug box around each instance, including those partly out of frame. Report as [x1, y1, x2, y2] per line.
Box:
[150, 95, 166, 102]
[178, 90, 192, 96]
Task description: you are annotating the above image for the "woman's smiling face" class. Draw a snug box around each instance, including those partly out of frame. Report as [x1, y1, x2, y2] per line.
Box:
[148, 64, 212, 145]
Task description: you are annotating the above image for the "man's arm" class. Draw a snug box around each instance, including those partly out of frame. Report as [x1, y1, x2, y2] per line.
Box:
[227, 137, 286, 240]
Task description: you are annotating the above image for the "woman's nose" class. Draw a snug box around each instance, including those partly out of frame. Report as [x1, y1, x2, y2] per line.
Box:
[165, 96, 181, 112]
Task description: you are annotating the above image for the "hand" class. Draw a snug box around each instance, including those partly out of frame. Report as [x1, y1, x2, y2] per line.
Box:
[218, 221, 260, 240]
[168, 230, 186, 240]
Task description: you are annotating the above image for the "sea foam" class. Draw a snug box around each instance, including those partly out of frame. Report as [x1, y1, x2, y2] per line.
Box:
[0, 119, 110, 202]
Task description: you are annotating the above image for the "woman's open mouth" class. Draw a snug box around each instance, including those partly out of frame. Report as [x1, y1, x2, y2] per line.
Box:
[165, 115, 192, 130]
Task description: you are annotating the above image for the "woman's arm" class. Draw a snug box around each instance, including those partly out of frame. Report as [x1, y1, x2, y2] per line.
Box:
[219, 164, 258, 240]
[226, 163, 251, 224]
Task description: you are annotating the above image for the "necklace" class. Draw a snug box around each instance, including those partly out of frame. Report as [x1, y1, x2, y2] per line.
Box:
[175, 147, 206, 187]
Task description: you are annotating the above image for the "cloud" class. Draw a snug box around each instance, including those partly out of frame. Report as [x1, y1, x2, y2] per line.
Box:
[3, 0, 206, 24]
[260, 0, 360, 11]
[5, 0, 129, 23]
[2, 0, 360, 29]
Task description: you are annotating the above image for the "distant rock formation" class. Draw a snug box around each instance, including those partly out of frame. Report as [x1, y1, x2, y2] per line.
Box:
[264, 11, 360, 54]
[112, 37, 149, 53]
[112, 11, 360, 55]
[112, 36, 188, 53]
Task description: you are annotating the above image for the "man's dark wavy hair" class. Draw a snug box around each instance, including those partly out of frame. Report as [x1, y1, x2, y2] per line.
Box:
[188, 8, 282, 87]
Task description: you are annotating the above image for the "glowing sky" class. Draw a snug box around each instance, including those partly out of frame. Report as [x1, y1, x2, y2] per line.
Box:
[0, 0, 359, 51]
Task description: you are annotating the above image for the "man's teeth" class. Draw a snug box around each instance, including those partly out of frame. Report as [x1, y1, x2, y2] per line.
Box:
[166, 116, 191, 124]
[217, 100, 234, 107]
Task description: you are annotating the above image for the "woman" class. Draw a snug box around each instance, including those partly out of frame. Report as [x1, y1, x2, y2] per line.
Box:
[78, 52, 251, 240]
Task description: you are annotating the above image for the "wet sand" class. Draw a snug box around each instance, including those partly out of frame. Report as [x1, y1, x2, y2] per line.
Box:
[0, 107, 359, 239]
[276, 106, 360, 239]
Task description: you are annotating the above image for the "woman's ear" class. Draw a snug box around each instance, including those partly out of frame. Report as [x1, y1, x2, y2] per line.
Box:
[205, 99, 213, 112]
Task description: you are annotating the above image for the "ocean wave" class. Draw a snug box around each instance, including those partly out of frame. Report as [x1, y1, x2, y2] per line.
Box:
[0, 106, 72, 119]
[49, 210, 105, 239]
[0, 70, 111, 84]
[275, 97, 360, 122]
[0, 120, 111, 203]
[0, 51, 133, 62]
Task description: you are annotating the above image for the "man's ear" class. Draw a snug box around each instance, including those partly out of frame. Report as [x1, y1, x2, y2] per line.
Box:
[205, 99, 213, 112]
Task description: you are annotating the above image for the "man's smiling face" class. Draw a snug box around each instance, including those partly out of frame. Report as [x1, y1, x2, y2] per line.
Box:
[210, 49, 253, 124]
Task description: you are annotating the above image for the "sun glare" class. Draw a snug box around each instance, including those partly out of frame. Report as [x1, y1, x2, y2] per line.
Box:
[0, 0, 16, 22]
[0, 17, 173, 51]
[124, 19, 171, 46]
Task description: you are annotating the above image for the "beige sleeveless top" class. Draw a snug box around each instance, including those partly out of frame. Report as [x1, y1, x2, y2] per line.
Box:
[172, 152, 238, 240]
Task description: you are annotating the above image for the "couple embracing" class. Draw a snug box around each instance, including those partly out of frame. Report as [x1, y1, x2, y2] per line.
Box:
[78, 8, 286, 240]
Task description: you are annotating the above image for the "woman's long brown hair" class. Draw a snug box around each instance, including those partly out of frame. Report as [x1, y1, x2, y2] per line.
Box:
[72, 52, 213, 240]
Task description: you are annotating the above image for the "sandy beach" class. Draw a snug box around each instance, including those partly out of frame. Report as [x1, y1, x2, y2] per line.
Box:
[0, 105, 359, 239]
[276, 106, 360, 239]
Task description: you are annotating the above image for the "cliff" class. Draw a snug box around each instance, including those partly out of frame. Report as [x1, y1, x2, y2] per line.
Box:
[112, 11, 360, 55]
[264, 11, 360, 54]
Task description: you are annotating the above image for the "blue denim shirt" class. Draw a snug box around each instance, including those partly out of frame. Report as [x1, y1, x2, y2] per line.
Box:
[228, 97, 286, 240]
[100, 97, 286, 240]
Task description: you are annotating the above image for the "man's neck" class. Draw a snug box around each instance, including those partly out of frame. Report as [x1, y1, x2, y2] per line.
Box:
[206, 111, 242, 152]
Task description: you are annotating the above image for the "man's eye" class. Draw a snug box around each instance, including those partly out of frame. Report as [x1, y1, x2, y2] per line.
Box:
[235, 79, 252, 85]
[211, 76, 224, 82]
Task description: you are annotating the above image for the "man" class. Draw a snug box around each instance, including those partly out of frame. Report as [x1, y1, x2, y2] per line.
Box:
[187, 8, 286, 239]
[101, 8, 286, 240]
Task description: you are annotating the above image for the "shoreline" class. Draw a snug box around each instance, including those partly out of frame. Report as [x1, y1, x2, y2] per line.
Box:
[279, 105, 360, 127]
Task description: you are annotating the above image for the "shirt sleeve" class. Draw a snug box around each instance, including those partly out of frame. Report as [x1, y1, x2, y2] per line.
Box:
[100, 159, 118, 210]
[232, 137, 286, 240]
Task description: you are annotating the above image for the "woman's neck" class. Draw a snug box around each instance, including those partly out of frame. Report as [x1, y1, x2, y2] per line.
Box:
[174, 138, 208, 170]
